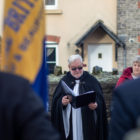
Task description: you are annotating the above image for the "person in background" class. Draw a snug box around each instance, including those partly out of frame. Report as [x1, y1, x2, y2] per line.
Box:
[0, 72, 60, 140]
[109, 78, 140, 140]
[116, 55, 140, 87]
[51, 54, 108, 140]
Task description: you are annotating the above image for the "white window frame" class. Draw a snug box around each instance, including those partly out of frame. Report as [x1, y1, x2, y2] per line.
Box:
[44, 0, 58, 10]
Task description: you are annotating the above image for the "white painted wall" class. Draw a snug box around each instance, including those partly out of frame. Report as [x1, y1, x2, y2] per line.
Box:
[0, 0, 4, 36]
[46, 0, 117, 72]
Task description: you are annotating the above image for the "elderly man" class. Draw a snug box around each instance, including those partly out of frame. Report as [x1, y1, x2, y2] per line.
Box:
[51, 54, 108, 140]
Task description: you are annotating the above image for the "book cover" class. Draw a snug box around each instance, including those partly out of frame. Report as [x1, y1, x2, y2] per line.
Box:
[61, 80, 96, 108]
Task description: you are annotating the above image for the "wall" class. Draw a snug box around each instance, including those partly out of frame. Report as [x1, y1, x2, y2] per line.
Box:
[46, 0, 117, 72]
[0, 0, 4, 36]
[117, 0, 140, 71]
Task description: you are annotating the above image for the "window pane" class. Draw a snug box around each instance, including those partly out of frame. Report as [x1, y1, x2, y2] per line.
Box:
[46, 47, 56, 74]
[47, 63, 56, 74]
[46, 0, 55, 5]
[47, 48, 56, 61]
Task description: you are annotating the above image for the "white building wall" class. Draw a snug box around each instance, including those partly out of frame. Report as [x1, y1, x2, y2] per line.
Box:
[0, 0, 4, 36]
[46, 0, 117, 72]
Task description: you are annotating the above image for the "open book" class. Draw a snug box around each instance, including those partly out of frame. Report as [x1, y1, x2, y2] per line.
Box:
[61, 80, 96, 108]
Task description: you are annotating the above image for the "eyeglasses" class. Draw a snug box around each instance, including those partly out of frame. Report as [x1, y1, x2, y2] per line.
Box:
[71, 66, 83, 71]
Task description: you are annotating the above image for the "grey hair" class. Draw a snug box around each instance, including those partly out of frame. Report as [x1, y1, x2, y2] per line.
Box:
[133, 55, 140, 63]
[68, 54, 83, 65]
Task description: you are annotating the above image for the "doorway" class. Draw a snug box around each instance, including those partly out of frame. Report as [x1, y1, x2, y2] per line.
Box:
[88, 44, 112, 72]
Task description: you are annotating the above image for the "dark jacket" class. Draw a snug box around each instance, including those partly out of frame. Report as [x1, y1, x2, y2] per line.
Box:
[0, 72, 60, 140]
[109, 78, 140, 140]
[51, 71, 108, 140]
[116, 67, 133, 87]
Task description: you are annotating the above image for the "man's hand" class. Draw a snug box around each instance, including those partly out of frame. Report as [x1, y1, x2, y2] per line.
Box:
[88, 102, 98, 110]
[62, 95, 70, 106]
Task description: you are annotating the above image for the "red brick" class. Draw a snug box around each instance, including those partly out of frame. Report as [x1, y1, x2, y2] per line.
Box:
[45, 35, 60, 43]
[138, 48, 140, 55]
[138, 35, 140, 42]
[138, 1, 140, 8]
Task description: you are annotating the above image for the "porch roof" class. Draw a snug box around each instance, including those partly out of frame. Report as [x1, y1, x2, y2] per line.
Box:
[75, 20, 125, 49]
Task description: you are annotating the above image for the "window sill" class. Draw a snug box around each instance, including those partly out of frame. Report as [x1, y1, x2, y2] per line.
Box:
[45, 9, 63, 15]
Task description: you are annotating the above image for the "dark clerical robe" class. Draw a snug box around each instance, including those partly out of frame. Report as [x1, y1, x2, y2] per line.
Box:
[51, 71, 108, 140]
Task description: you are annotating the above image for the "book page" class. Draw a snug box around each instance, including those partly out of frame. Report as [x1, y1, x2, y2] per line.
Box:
[61, 80, 75, 96]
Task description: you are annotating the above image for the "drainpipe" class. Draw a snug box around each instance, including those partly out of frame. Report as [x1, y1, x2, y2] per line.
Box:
[80, 43, 84, 60]
[123, 44, 126, 68]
